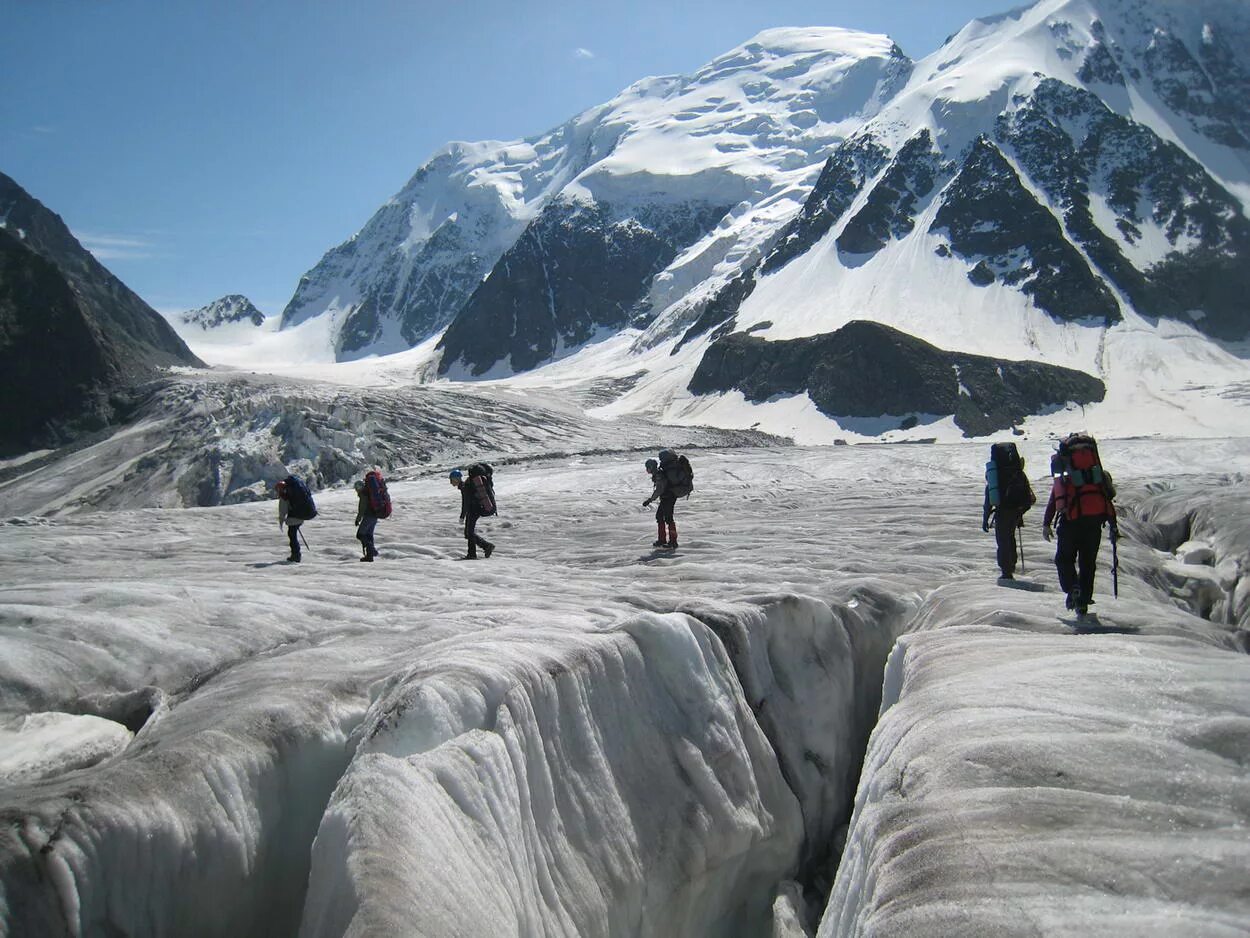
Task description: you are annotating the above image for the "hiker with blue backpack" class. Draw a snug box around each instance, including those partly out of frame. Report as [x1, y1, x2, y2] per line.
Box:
[353, 470, 391, 562]
[642, 449, 694, 550]
[276, 474, 317, 563]
[982, 442, 1036, 580]
[450, 464, 496, 560]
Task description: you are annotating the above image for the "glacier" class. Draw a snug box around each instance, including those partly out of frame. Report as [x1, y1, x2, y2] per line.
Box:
[1, 436, 1247, 936]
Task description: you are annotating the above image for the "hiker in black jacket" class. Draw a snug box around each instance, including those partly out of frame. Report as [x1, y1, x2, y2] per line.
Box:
[450, 468, 494, 560]
[353, 480, 380, 562]
[642, 457, 678, 549]
[982, 448, 1036, 580]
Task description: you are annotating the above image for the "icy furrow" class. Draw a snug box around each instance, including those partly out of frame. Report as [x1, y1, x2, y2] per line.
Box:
[821, 625, 1250, 937]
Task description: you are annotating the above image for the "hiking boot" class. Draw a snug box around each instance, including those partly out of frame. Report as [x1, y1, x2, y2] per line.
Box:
[288, 554, 301, 563]
[359, 555, 373, 562]
[1000, 572, 1014, 580]
[484, 543, 494, 558]
[652, 539, 668, 548]
[1065, 591, 1076, 611]
[667, 541, 679, 550]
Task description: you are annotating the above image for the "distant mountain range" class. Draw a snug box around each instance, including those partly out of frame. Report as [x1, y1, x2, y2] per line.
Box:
[0, 172, 201, 456]
[281, 0, 1250, 439]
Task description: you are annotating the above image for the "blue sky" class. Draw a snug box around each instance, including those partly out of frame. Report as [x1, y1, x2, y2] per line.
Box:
[3, 0, 1011, 316]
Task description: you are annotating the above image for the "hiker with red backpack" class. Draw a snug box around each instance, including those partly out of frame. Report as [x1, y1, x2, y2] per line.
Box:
[353, 470, 391, 562]
[276, 474, 317, 563]
[450, 464, 496, 560]
[982, 442, 1036, 580]
[642, 449, 694, 550]
[1043, 433, 1118, 617]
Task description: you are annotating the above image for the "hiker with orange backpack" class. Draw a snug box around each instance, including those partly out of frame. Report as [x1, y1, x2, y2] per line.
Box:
[1043, 433, 1118, 618]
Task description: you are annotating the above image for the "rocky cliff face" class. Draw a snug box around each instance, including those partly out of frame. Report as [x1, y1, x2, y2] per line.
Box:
[438, 199, 730, 376]
[0, 172, 202, 455]
[689, 321, 1105, 437]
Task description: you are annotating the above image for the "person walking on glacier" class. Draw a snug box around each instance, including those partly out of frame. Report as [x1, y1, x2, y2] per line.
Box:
[982, 442, 1036, 580]
[1043, 433, 1118, 617]
[642, 450, 693, 550]
[353, 471, 391, 562]
[276, 474, 317, 563]
[450, 465, 496, 560]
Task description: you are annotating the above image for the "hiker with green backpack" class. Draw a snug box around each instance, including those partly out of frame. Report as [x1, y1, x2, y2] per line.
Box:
[982, 442, 1036, 580]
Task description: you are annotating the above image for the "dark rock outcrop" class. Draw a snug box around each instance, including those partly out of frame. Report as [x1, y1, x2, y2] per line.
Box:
[0, 172, 202, 455]
[836, 130, 945, 256]
[930, 136, 1121, 325]
[688, 320, 1105, 437]
[438, 199, 728, 376]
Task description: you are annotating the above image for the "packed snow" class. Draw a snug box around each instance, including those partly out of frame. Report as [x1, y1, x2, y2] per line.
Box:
[1, 436, 1247, 936]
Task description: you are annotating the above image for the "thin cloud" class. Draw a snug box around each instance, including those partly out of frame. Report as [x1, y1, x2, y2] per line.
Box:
[574, 47, 595, 60]
[32, 125, 56, 135]
[75, 231, 157, 261]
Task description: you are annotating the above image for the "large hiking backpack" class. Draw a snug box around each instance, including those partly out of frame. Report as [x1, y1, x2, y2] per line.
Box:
[985, 442, 1034, 511]
[467, 463, 496, 516]
[279, 475, 318, 520]
[1055, 433, 1113, 520]
[364, 470, 392, 519]
[658, 449, 694, 498]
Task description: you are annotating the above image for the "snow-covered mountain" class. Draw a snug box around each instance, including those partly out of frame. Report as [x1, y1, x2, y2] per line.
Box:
[179, 294, 265, 330]
[279, 0, 1250, 441]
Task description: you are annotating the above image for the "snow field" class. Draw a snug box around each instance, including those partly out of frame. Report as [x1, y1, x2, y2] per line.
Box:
[0, 438, 1247, 936]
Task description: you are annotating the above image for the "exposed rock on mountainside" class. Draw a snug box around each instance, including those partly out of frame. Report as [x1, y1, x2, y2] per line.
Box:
[688, 320, 1105, 436]
[180, 295, 265, 329]
[0, 172, 202, 455]
[438, 199, 730, 376]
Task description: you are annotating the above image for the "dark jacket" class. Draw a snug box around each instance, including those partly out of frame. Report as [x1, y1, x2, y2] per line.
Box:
[645, 470, 671, 505]
[355, 490, 377, 525]
[459, 481, 477, 520]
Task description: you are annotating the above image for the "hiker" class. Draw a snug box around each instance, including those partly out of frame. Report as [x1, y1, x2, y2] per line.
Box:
[1043, 433, 1118, 616]
[450, 465, 495, 560]
[982, 442, 1036, 580]
[642, 449, 693, 549]
[276, 474, 317, 563]
[354, 469, 392, 562]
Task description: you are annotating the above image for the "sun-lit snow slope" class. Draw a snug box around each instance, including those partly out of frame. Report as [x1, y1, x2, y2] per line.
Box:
[1, 438, 1247, 936]
[632, 0, 1250, 442]
[280, 28, 911, 362]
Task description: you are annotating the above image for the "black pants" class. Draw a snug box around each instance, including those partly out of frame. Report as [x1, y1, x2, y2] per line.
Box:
[357, 517, 377, 555]
[995, 507, 1020, 576]
[654, 496, 676, 526]
[287, 523, 301, 558]
[1055, 517, 1103, 604]
[464, 513, 493, 557]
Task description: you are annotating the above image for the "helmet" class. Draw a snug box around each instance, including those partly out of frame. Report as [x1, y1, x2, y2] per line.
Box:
[449, 468, 463, 481]
[645, 458, 658, 473]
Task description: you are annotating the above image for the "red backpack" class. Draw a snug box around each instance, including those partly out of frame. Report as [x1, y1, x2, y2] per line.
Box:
[1056, 434, 1114, 521]
[364, 470, 392, 519]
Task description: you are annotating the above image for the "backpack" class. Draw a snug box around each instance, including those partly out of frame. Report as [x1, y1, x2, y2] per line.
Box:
[658, 449, 694, 498]
[364, 470, 392, 519]
[279, 475, 318, 520]
[985, 442, 1034, 511]
[467, 463, 496, 516]
[1054, 433, 1114, 521]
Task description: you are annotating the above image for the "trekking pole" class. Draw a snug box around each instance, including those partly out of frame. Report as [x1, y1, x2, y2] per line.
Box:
[299, 528, 310, 551]
[1110, 525, 1119, 599]
[1017, 523, 1025, 574]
